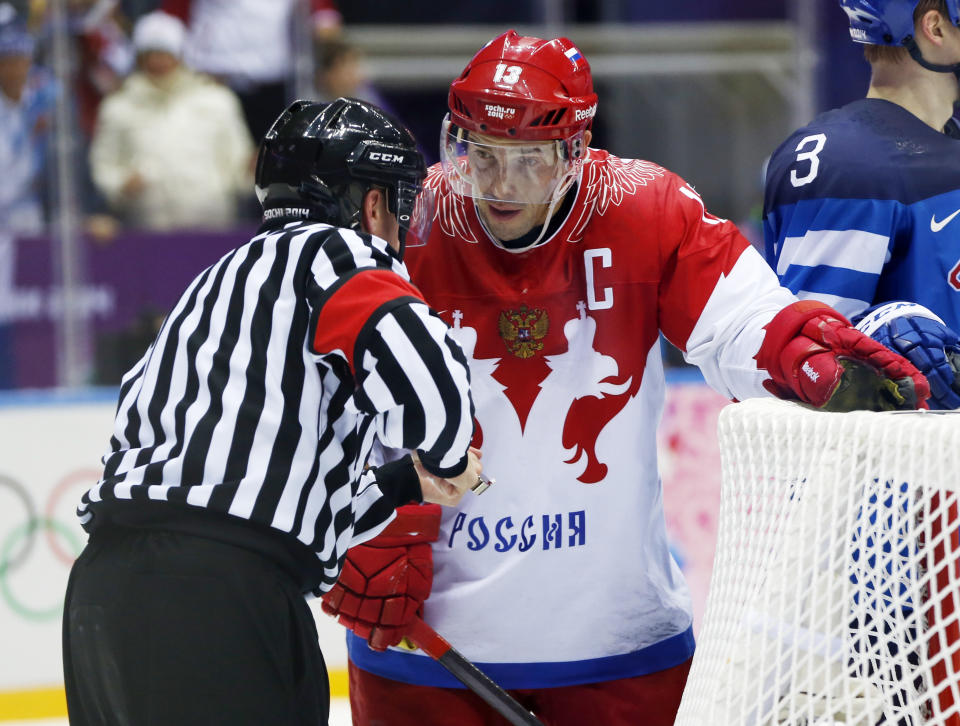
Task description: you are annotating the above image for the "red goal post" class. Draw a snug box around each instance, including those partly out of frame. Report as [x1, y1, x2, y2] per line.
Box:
[676, 399, 960, 726]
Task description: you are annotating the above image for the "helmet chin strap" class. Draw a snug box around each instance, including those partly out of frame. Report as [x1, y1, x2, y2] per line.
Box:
[904, 36, 960, 77]
[525, 188, 569, 249]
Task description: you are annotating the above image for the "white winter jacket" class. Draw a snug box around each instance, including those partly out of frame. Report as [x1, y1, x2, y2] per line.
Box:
[90, 68, 254, 231]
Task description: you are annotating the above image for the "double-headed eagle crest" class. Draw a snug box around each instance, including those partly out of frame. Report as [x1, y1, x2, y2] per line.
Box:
[498, 305, 549, 358]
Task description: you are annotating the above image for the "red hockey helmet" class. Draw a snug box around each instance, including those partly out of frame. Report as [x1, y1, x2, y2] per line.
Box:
[447, 30, 598, 141]
[439, 32, 597, 251]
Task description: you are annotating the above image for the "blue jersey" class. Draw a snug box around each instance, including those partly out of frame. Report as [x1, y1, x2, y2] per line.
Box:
[763, 98, 960, 329]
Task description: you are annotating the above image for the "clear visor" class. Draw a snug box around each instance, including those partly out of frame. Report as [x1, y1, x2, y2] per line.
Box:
[440, 115, 583, 206]
[397, 180, 435, 248]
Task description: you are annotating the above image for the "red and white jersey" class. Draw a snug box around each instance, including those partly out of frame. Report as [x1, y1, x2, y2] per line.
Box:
[348, 149, 796, 689]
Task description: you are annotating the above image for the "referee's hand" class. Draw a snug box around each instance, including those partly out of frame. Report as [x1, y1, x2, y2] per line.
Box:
[414, 447, 483, 506]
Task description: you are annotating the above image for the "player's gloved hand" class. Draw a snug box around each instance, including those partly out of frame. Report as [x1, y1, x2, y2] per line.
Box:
[755, 300, 930, 412]
[855, 302, 960, 410]
[321, 503, 440, 651]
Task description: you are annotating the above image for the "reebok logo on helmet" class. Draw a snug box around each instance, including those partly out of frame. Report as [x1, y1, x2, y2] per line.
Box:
[575, 104, 597, 122]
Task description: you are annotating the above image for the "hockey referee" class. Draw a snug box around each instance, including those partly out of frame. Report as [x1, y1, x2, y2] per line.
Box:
[62, 98, 482, 726]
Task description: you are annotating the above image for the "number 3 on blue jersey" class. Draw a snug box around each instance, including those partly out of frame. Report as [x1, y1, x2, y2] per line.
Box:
[790, 133, 827, 188]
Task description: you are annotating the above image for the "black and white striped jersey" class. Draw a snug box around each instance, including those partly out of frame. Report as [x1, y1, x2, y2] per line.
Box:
[77, 220, 474, 593]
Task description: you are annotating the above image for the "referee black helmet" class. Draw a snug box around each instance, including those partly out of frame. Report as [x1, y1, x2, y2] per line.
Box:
[255, 97, 432, 254]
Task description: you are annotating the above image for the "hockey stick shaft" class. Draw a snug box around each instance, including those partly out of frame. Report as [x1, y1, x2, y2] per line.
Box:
[406, 617, 544, 726]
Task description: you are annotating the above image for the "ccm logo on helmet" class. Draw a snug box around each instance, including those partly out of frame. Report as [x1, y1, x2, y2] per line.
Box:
[575, 104, 597, 122]
[369, 152, 405, 163]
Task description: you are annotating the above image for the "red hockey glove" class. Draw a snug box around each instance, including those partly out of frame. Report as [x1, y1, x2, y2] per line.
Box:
[755, 301, 930, 412]
[321, 503, 441, 651]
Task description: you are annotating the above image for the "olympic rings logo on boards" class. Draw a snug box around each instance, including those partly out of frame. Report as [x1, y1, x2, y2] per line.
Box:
[0, 468, 95, 621]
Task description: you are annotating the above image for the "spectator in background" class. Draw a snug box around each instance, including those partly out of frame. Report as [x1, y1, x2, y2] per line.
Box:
[71, 0, 136, 140]
[315, 36, 438, 166]
[315, 37, 382, 104]
[162, 0, 342, 141]
[0, 3, 57, 236]
[88, 10, 255, 231]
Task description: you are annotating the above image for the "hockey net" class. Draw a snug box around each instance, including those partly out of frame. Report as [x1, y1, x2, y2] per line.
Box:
[676, 399, 960, 726]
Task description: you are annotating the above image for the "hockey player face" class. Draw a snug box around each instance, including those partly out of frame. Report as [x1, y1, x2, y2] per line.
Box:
[443, 123, 581, 242]
[466, 134, 558, 240]
[466, 135, 562, 201]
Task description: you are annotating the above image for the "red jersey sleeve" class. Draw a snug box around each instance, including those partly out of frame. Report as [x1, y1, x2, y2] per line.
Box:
[656, 175, 751, 351]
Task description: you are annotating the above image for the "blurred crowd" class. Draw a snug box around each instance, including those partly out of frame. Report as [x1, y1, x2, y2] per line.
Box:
[0, 0, 812, 243]
[0, 0, 383, 240]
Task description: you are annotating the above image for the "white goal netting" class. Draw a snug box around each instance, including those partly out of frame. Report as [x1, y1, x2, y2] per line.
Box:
[676, 399, 960, 726]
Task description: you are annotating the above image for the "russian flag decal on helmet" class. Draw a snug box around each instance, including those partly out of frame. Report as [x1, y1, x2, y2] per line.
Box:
[564, 46, 584, 65]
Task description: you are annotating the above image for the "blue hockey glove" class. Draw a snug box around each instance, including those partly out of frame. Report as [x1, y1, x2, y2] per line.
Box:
[856, 302, 960, 410]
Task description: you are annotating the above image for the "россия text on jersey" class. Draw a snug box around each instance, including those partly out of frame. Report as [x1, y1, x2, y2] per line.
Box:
[447, 510, 586, 551]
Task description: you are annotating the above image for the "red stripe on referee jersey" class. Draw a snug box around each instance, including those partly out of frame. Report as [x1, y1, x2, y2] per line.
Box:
[312, 270, 425, 375]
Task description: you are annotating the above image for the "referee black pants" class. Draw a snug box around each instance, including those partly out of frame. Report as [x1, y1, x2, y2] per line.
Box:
[63, 526, 329, 726]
